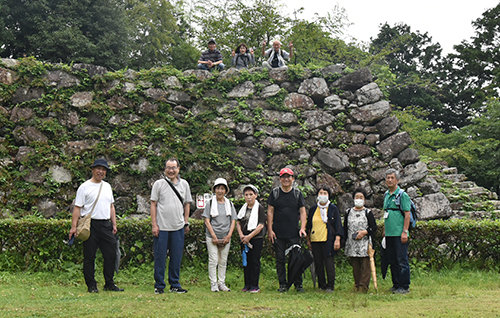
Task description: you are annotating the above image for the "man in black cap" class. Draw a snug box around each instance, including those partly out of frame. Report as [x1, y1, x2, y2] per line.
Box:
[69, 158, 123, 293]
[197, 39, 225, 71]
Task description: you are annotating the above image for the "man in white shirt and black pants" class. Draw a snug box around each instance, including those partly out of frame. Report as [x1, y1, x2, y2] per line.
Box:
[69, 158, 123, 293]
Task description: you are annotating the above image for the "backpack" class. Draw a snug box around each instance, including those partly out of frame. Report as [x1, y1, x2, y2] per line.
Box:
[384, 189, 417, 229]
[272, 187, 300, 202]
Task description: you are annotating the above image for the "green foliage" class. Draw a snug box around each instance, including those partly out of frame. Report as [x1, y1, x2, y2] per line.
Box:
[1, 218, 498, 272]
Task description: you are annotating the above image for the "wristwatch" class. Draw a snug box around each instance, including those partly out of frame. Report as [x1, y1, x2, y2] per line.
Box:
[184, 223, 190, 227]
[403, 229, 409, 235]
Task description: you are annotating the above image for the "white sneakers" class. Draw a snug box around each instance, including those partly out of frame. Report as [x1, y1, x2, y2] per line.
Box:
[210, 282, 231, 292]
[218, 283, 231, 292]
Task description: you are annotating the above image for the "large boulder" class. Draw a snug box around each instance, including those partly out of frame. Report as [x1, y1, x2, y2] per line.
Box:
[0, 67, 17, 85]
[260, 84, 281, 98]
[49, 166, 72, 183]
[355, 82, 383, 105]
[398, 148, 420, 165]
[262, 137, 293, 152]
[317, 148, 350, 173]
[298, 77, 330, 102]
[12, 126, 48, 144]
[303, 110, 335, 130]
[376, 132, 413, 159]
[414, 193, 452, 220]
[227, 81, 255, 98]
[334, 67, 373, 91]
[182, 69, 213, 81]
[236, 147, 267, 169]
[350, 101, 391, 124]
[376, 116, 400, 138]
[316, 173, 343, 195]
[37, 199, 58, 218]
[284, 93, 315, 110]
[262, 110, 298, 125]
[70, 91, 94, 108]
[12, 87, 44, 104]
[71, 63, 107, 77]
[43, 70, 80, 88]
[400, 161, 428, 187]
[10, 107, 33, 122]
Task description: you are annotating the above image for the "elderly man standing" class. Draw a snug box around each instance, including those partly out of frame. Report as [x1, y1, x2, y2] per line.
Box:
[197, 39, 225, 71]
[261, 40, 293, 70]
[267, 167, 307, 292]
[151, 158, 192, 294]
[69, 158, 123, 293]
[383, 168, 411, 294]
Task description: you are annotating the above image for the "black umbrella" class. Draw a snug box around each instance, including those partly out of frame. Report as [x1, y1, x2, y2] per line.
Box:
[380, 237, 388, 279]
[285, 244, 313, 289]
[115, 235, 121, 274]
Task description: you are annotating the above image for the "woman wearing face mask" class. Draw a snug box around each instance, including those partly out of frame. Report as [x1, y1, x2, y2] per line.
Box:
[343, 188, 377, 292]
[306, 185, 343, 292]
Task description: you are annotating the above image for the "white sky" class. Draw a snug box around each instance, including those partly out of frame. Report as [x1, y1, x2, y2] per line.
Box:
[285, 0, 499, 54]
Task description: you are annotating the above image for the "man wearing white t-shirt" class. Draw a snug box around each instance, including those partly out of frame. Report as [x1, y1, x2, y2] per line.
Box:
[69, 158, 123, 293]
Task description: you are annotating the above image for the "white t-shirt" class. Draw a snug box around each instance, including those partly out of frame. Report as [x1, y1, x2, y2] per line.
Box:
[150, 177, 192, 231]
[74, 180, 114, 219]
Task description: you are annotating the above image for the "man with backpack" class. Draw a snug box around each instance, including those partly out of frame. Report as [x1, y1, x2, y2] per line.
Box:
[383, 168, 411, 294]
[267, 167, 307, 292]
[261, 40, 293, 70]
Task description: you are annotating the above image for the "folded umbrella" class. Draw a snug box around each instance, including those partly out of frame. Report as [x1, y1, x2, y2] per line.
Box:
[380, 237, 388, 279]
[285, 244, 313, 289]
[309, 251, 317, 288]
[115, 235, 121, 274]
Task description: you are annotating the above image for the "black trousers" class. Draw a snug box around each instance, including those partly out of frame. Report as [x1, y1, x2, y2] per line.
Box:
[83, 219, 117, 288]
[242, 238, 264, 289]
[273, 237, 302, 287]
[311, 242, 335, 289]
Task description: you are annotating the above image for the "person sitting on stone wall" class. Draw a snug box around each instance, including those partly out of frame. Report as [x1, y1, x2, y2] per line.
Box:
[261, 40, 293, 70]
[197, 39, 225, 72]
[231, 43, 255, 69]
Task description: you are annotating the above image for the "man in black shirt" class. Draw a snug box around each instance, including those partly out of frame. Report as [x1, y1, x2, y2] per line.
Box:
[267, 167, 307, 292]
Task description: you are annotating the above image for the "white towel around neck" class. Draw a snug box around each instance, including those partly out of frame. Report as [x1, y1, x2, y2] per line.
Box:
[237, 201, 260, 231]
[317, 201, 330, 223]
[210, 196, 232, 217]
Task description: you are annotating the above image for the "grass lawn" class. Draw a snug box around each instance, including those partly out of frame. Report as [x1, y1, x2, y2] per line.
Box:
[0, 262, 499, 317]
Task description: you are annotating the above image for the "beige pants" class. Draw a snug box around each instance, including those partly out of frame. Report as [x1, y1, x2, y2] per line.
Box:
[206, 238, 230, 285]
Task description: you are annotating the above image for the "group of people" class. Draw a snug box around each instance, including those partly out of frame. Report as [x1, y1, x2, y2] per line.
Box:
[197, 39, 293, 71]
[69, 158, 411, 296]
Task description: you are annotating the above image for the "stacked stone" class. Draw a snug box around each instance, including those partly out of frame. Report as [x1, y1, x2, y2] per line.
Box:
[0, 59, 452, 219]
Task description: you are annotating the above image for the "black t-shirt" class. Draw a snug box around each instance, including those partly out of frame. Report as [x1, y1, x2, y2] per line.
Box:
[267, 188, 305, 239]
[238, 204, 266, 239]
[271, 53, 279, 68]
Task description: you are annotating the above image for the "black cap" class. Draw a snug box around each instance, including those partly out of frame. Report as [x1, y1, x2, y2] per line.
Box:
[208, 38, 216, 44]
[91, 158, 110, 170]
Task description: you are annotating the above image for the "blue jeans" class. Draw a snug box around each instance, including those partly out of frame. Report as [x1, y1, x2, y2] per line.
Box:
[197, 63, 225, 71]
[385, 236, 410, 290]
[153, 228, 184, 289]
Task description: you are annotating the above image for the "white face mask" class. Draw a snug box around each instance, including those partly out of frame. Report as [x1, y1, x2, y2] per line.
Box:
[317, 195, 329, 205]
[354, 199, 364, 208]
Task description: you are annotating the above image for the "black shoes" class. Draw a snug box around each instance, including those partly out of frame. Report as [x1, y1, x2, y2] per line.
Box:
[88, 286, 99, 293]
[104, 284, 124, 292]
[170, 286, 188, 293]
[278, 285, 288, 293]
[154, 288, 164, 294]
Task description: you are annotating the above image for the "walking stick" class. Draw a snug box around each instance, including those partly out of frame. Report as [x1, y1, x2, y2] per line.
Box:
[367, 243, 378, 291]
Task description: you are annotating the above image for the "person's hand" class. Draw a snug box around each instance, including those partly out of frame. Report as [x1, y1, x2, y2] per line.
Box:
[152, 224, 159, 237]
[334, 238, 340, 251]
[184, 225, 190, 235]
[268, 230, 276, 244]
[222, 235, 231, 245]
[261, 40, 267, 47]
[241, 235, 250, 245]
[232, 50, 235, 57]
[249, 48, 254, 54]
[69, 226, 76, 239]
[356, 231, 366, 240]
[212, 236, 219, 245]
[299, 228, 307, 238]
[112, 224, 117, 235]
[401, 231, 408, 244]
[207, 60, 213, 67]
[289, 41, 293, 48]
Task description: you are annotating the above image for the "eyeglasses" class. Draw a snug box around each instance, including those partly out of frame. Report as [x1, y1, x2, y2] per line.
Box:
[165, 166, 178, 170]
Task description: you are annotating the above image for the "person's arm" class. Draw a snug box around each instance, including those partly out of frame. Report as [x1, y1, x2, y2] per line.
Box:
[289, 42, 293, 59]
[69, 205, 81, 239]
[184, 202, 190, 234]
[151, 201, 159, 237]
[242, 224, 264, 245]
[110, 203, 117, 234]
[401, 211, 410, 244]
[299, 206, 307, 237]
[204, 218, 219, 244]
[267, 205, 275, 243]
[261, 41, 267, 56]
[224, 219, 236, 245]
[236, 221, 244, 241]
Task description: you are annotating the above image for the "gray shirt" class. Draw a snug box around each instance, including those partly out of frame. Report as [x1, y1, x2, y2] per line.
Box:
[202, 199, 237, 239]
[151, 177, 192, 231]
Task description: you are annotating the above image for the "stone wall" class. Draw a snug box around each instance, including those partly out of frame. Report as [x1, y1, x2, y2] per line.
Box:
[0, 58, 452, 219]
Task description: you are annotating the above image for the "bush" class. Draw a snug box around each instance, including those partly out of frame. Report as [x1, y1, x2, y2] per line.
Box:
[0, 218, 498, 272]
